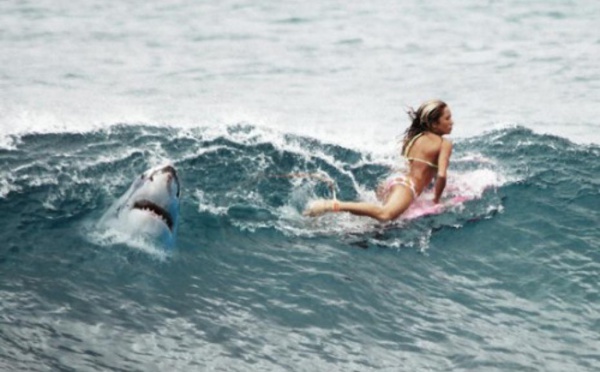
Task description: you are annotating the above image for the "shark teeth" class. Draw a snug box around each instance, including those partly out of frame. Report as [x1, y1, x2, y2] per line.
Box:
[132, 200, 174, 231]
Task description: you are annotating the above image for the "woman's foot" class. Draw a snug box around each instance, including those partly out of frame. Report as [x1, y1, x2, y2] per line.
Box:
[303, 199, 336, 217]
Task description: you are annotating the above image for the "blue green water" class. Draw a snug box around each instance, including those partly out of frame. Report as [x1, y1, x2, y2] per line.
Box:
[1, 125, 599, 371]
[1, 0, 600, 371]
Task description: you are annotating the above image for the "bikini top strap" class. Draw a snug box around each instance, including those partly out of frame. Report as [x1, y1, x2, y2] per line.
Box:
[403, 132, 424, 157]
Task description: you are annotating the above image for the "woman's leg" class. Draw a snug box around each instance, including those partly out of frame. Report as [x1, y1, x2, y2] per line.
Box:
[304, 185, 414, 222]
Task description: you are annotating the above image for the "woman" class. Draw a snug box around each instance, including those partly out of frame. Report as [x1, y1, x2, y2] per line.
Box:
[304, 99, 454, 222]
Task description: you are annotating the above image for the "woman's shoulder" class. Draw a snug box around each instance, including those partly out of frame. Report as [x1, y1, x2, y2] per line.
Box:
[423, 132, 451, 146]
[440, 138, 453, 154]
[426, 133, 452, 154]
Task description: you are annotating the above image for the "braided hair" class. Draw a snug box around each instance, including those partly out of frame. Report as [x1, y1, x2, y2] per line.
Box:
[401, 99, 447, 153]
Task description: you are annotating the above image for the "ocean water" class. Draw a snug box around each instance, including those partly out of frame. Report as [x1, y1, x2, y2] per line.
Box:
[1, 1, 599, 371]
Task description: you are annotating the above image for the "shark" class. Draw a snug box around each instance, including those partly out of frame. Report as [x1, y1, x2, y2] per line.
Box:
[99, 164, 180, 248]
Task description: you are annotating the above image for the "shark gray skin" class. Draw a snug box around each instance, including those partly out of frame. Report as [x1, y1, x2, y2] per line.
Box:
[99, 164, 180, 248]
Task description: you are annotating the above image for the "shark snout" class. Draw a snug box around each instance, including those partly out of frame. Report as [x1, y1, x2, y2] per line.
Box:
[162, 165, 177, 177]
[162, 165, 180, 197]
[147, 165, 180, 198]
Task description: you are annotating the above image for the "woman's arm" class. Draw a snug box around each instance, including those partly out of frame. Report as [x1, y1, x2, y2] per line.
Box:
[433, 139, 453, 203]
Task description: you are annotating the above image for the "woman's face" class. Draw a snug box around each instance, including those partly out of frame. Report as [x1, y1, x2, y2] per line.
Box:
[433, 107, 453, 135]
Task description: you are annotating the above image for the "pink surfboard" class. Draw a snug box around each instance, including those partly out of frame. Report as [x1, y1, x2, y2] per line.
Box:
[402, 195, 472, 220]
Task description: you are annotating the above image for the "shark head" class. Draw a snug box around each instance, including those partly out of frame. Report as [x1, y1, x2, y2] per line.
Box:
[100, 164, 181, 248]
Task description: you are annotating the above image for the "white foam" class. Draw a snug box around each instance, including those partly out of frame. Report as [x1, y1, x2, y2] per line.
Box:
[448, 168, 506, 198]
[194, 190, 228, 216]
[0, 174, 20, 198]
[87, 227, 169, 261]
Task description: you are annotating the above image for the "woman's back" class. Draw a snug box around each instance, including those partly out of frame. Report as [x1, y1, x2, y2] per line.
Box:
[404, 132, 444, 194]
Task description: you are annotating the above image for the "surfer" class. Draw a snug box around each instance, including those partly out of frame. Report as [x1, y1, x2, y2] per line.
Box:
[304, 99, 453, 222]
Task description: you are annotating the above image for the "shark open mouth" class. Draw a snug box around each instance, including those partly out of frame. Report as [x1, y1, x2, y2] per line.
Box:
[132, 200, 174, 231]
